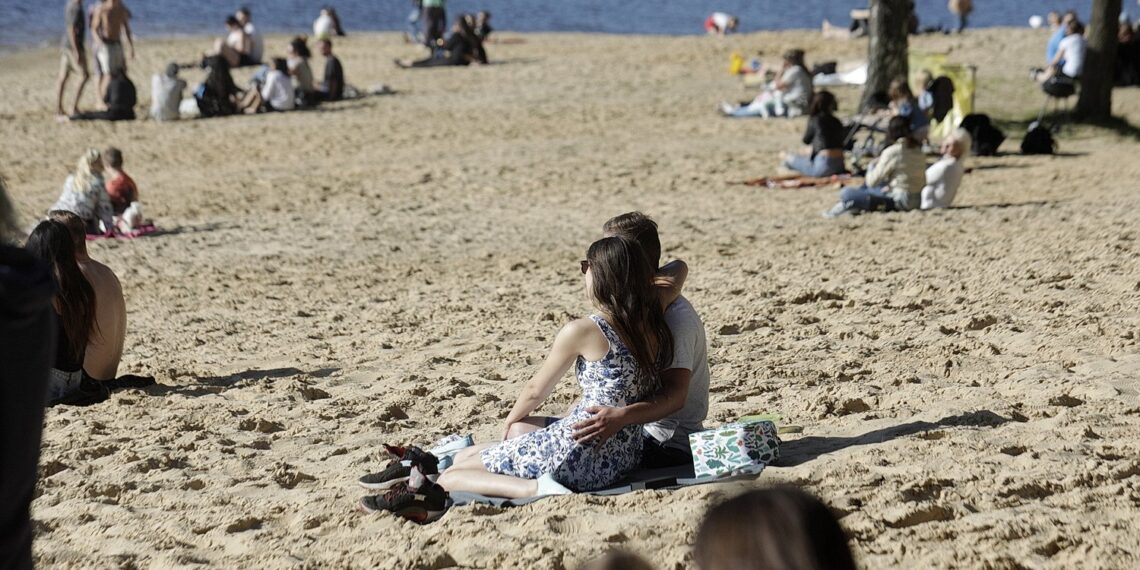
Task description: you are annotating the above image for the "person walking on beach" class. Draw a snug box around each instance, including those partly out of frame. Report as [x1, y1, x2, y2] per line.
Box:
[948, 0, 973, 33]
[422, 0, 447, 49]
[92, 0, 134, 101]
[57, 0, 90, 117]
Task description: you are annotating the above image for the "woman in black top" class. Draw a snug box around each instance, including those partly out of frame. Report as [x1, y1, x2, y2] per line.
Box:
[398, 16, 481, 68]
[781, 90, 847, 177]
[24, 220, 97, 404]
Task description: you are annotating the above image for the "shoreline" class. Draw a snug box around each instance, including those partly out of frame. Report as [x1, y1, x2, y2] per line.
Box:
[0, 25, 1045, 57]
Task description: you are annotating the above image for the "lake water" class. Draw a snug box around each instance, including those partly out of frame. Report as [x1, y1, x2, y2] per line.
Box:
[5, 0, 1099, 49]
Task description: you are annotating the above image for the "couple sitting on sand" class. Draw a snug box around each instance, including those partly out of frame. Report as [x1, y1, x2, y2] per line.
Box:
[358, 212, 711, 520]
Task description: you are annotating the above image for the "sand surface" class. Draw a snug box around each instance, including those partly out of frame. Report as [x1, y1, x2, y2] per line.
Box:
[2, 28, 1140, 569]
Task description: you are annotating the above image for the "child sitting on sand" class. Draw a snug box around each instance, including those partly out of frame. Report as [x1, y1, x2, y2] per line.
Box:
[102, 147, 148, 232]
[358, 237, 677, 520]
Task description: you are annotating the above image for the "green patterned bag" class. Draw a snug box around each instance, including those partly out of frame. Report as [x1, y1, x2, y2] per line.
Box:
[689, 420, 780, 478]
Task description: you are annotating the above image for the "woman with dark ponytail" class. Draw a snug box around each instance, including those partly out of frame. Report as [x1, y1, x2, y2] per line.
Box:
[432, 236, 676, 498]
[25, 220, 97, 403]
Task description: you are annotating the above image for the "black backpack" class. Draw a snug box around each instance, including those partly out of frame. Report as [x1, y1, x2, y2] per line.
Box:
[1021, 122, 1056, 155]
[960, 114, 1006, 156]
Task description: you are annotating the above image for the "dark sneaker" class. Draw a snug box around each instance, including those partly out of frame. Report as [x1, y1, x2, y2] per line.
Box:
[358, 445, 439, 490]
[358, 481, 450, 524]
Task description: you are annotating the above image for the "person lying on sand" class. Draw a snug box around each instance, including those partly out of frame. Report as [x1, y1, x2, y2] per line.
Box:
[358, 237, 678, 520]
[396, 15, 484, 68]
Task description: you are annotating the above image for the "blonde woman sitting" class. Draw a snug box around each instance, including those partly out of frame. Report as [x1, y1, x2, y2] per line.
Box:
[50, 148, 113, 235]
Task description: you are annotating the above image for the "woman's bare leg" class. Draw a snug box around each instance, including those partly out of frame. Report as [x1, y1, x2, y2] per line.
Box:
[505, 416, 556, 439]
[437, 465, 538, 499]
[451, 442, 496, 465]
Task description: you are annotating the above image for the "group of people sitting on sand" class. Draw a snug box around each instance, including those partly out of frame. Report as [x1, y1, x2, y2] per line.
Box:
[354, 212, 710, 512]
[188, 33, 346, 118]
[397, 11, 492, 68]
[718, 44, 971, 215]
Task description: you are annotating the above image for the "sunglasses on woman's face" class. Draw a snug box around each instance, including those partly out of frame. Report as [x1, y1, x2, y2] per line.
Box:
[580, 260, 590, 275]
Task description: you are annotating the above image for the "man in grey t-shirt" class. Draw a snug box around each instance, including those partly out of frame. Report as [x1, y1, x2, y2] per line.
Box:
[57, 0, 90, 117]
[572, 212, 711, 468]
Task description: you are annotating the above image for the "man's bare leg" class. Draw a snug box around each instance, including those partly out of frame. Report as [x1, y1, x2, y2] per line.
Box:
[71, 69, 89, 116]
[56, 68, 72, 117]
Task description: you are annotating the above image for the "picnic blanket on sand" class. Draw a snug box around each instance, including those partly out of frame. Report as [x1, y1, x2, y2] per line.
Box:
[448, 463, 765, 507]
[733, 174, 858, 189]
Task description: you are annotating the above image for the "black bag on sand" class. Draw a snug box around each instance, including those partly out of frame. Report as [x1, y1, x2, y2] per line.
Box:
[960, 114, 1006, 156]
[1021, 122, 1056, 155]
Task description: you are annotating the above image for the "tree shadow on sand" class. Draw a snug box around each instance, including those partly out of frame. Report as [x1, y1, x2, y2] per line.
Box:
[144, 366, 339, 398]
[777, 410, 1010, 467]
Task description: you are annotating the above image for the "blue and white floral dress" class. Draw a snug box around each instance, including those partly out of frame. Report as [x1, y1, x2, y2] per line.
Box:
[481, 315, 651, 491]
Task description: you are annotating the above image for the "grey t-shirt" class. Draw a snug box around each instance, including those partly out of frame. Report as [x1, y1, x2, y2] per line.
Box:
[62, 1, 85, 52]
[643, 296, 710, 449]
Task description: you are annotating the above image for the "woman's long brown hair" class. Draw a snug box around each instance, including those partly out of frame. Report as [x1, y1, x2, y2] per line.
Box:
[25, 220, 96, 361]
[585, 236, 673, 392]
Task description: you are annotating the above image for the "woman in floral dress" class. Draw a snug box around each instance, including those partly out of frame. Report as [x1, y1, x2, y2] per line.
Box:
[436, 236, 675, 497]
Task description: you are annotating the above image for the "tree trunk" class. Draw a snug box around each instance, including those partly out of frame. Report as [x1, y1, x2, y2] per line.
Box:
[861, 0, 910, 111]
[1075, 0, 1122, 120]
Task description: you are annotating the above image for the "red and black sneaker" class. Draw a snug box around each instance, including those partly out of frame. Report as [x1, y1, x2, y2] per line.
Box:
[359, 475, 449, 524]
[358, 444, 440, 491]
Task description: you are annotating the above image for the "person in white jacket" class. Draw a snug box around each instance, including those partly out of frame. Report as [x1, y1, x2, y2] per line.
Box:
[921, 129, 972, 210]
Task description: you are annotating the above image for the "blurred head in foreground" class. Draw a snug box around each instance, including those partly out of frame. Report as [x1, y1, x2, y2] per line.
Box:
[694, 487, 857, 570]
[578, 550, 656, 570]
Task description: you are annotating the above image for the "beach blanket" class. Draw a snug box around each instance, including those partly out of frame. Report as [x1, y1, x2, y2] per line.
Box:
[85, 224, 158, 240]
[732, 174, 858, 189]
[448, 463, 765, 508]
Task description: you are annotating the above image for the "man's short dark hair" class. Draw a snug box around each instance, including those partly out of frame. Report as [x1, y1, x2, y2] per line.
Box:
[603, 212, 661, 268]
[103, 147, 123, 169]
[47, 210, 87, 252]
[238, 6, 251, 17]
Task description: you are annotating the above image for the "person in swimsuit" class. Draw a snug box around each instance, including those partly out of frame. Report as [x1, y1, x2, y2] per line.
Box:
[92, 0, 134, 101]
[210, 15, 256, 68]
[24, 220, 97, 405]
[48, 210, 127, 382]
[434, 236, 677, 498]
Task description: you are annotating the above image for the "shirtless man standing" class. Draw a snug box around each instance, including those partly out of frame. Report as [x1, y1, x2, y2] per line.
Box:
[56, 0, 89, 117]
[48, 210, 127, 381]
[92, 0, 135, 100]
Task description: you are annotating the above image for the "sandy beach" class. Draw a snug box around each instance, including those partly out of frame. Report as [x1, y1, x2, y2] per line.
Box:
[3, 27, 1140, 569]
